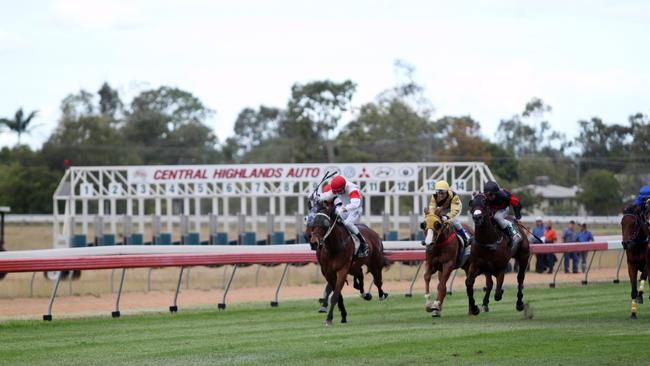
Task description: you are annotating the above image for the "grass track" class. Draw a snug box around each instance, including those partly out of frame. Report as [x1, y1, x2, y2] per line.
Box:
[1, 283, 650, 365]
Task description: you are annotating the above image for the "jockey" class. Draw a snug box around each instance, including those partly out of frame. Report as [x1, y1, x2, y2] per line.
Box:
[423, 180, 469, 246]
[484, 181, 523, 247]
[317, 175, 368, 257]
[634, 186, 650, 215]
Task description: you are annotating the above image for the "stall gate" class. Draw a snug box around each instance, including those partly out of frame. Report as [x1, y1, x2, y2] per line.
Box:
[52, 162, 495, 248]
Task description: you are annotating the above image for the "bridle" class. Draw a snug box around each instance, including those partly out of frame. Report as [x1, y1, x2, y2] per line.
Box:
[622, 213, 648, 249]
[313, 212, 339, 249]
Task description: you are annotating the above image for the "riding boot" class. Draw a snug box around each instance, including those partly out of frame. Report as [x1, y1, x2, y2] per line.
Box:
[355, 233, 368, 258]
[506, 223, 522, 248]
[456, 228, 469, 247]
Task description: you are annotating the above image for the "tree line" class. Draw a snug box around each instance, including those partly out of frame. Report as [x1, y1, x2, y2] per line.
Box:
[1, 64, 649, 214]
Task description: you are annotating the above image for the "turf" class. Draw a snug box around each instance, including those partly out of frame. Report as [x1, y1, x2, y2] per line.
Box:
[1, 283, 649, 365]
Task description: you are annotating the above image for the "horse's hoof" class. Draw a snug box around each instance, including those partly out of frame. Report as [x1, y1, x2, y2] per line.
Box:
[516, 301, 525, 312]
[341, 318, 347, 323]
[470, 305, 480, 316]
[362, 293, 372, 301]
[379, 293, 389, 301]
[324, 320, 332, 326]
[318, 298, 325, 305]
[318, 306, 327, 313]
[495, 290, 504, 302]
[431, 309, 441, 317]
[482, 305, 489, 313]
[631, 313, 638, 320]
[425, 305, 434, 313]
[637, 295, 644, 305]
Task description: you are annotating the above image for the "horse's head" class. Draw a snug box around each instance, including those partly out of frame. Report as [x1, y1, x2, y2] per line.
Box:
[306, 206, 334, 248]
[422, 213, 448, 245]
[621, 205, 641, 249]
[469, 192, 490, 226]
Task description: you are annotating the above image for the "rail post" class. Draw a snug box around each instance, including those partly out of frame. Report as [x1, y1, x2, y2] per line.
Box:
[582, 250, 597, 285]
[613, 249, 625, 284]
[549, 253, 566, 288]
[219, 264, 238, 310]
[169, 267, 184, 313]
[43, 271, 62, 321]
[405, 261, 423, 297]
[112, 268, 126, 318]
[271, 263, 290, 307]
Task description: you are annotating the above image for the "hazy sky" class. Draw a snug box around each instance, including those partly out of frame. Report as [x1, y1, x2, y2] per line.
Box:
[1, 0, 649, 149]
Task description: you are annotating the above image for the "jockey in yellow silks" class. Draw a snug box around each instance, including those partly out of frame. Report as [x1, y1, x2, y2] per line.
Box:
[422, 180, 469, 245]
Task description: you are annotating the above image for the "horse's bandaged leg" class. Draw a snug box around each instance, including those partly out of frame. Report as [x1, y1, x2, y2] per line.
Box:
[425, 229, 434, 245]
[641, 280, 646, 293]
[433, 300, 441, 310]
[424, 293, 432, 308]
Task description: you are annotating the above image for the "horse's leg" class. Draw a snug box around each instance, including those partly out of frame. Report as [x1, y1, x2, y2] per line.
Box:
[337, 293, 347, 323]
[371, 261, 388, 301]
[628, 262, 639, 319]
[325, 267, 348, 326]
[319, 283, 332, 313]
[638, 269, 647, 304]
[515, 253, 528, 312]
[494, 272, 505, 301]
[432, 261, 454, 317]
[424, 264, 434, 312]
[482, 275, 493, 313]
[465, 263, 480, 316]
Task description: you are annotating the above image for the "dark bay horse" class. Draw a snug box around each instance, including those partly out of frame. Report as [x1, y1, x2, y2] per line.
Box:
[621, 204, 650, 319]
[307, 206, 389, 326]
[422, 213, 475, 317]
[465, 193, 530, 315]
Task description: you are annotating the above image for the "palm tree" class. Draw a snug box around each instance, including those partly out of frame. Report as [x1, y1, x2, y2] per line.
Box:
[0, 108, 38, 145]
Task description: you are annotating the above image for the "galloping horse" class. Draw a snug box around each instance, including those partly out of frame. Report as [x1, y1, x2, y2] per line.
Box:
[307, 203, 389, 326]
[422, 212, 474, 317]
[465, 193, 530, 315]
[621, 204, 650, 319]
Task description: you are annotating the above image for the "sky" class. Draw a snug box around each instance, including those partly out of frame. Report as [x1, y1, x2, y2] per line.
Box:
[1, 0, 649, 149]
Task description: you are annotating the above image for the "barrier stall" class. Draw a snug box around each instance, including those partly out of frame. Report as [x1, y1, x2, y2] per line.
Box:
[51, 163, 496, 250]
[0, 240, 624, 321]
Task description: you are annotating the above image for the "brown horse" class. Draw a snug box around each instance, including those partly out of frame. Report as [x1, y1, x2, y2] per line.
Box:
[465, 193, 530, 315]
[621, 204, 649, 319]
[307, 204, 388, 326]
[422, 213, 475, 317]
[306, 224, 372, 313]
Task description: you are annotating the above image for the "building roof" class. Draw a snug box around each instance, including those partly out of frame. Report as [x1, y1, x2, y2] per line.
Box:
[514, 184, 581, 199]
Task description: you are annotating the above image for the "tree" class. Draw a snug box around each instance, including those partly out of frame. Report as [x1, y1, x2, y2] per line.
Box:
[434, 116, 492, 161]
[0, 162, 60, 213]
[130, 86, 214, 132]
[0, 108, 39, 145]
[337, 98, 438, 162]
[577, 169, 623, 215]
[232, 106, 282, 155]
[281, 80, 356, 162]
[98, 82, 123, 118]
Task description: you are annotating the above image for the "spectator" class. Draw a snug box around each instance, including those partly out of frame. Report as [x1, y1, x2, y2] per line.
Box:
[532, 217, 547, 273]
[576, 222, 594, 273]
[544, 222, 558, 274]
[562, 220, 579, 273]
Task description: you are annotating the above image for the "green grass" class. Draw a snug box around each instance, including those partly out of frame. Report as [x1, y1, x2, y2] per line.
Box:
[1, 283, 650, 365]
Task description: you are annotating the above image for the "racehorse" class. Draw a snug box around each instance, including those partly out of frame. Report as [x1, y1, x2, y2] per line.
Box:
[422, 212, 475, 317]
[621, 204, 650, 319]
[307, 203, 389, 326]
[306, 224, 372, 313]
[465, 193, 531, 315]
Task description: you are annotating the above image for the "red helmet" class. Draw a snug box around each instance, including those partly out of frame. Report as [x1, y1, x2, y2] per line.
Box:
[330, 175, 346, 193]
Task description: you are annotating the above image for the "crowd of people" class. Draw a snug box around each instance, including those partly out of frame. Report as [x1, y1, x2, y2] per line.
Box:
[530, 217, 594, 274]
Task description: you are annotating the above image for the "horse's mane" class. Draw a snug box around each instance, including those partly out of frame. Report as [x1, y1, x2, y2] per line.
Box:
[623, 205, 639, 215]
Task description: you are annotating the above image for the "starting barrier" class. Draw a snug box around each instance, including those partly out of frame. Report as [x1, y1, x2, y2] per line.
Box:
[0, 239, 625, 321]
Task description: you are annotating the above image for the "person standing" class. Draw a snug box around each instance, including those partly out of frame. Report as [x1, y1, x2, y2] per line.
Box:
[562, 220, 579, 273]
[576, 222, 594, 273]
[544, 222, 558, 274]
[532, 217, 547, 273]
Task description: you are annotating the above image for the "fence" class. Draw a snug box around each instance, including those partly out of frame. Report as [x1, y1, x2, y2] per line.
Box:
[0, 239, 627, 321]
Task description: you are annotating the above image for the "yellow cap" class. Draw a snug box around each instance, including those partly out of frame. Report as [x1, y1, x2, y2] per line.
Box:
[434, 180, 450, 191]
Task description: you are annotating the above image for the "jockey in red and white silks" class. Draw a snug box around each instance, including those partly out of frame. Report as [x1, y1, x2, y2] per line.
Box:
[317, 175, 368, 257]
